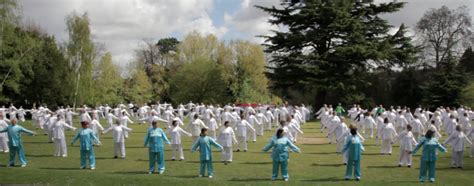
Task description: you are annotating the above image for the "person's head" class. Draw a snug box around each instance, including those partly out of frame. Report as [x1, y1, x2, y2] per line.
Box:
[431, 120, 435, 125]
[172, 120, 178, 127]
[279, 120, 286, 126]
[450, 114, 455, 119]
[276, 128, 284, 139]
[224, 121, 230, 128]
[0, 113, 3, 119]
[194, 114, 199, 120]
[425, 130, 434, 139]
[406, 125, 412, 131]
[81, 121, 89, 128]
[384, 118, 389, 123]
[152, 121, 158, 128]
[10, 119, 17, 125]
[464, 113, 468, 117]
[200, 128, 208, 136]
[350, 127, 357, 136]
[414, 115, 418, 119]
[456, 125, 462, 132]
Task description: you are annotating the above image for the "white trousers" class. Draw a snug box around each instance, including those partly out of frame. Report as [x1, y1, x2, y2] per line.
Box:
[398, 149, 412, 166]
[248, 128, 256, 142]
[265, 121, 272, 130]
[208, 130, 217, 139]
[256, 125, 264, 136]
[412, 132, 420, 142]
[171, 144, 184, 160]
[381, 139, 392, 154]
[114, 142, 126, 158]
[452, 151, 464, 167]
[0, 137, 9, 152]
[54, 138, 67, 156]
[365, 128, 374, 138]
[237, 136, 248, 150]
[336, 140, 344, 153]
[221, 146, 233, 161]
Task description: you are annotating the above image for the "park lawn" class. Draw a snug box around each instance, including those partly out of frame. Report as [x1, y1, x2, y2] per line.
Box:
[0, 119, 473, 186]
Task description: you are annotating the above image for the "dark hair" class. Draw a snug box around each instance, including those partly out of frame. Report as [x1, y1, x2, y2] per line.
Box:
[200, 128, 208, 136]
[172, 120, 177, 126]
[431, 120, 435, 124]
[276, 128, 284, 139]
[384, 118, 389, 123]
[425, 130, 434, 139]
[224, 121, 229, 127]
[81, 121, 89, 126]
[350, 127, 357, 136]
[152, 121, 158, 126]
[194, 114, 199, 119]
[406, 125, 412, 131]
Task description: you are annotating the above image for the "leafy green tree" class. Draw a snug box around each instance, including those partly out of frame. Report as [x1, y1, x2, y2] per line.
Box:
[257, 0, 416, 105]
[169, 57, 231, 104]
[458, 47, 474, 74]
[123, 62, 153, 105]
[66, 12, 97, 107]
[92, 53, 123, 105]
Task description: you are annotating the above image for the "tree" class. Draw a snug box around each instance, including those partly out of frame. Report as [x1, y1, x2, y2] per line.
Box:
[169, 57, 231, 104]
[257, 0, 416, 105]
[416, 6, 472, 66]
[422, 54, 467, 107]
[230, 41, 270, 103]
[458, 47, 474, 74]
[66, 12, 97, 107]
[92, 53, 123, 105]
[123, 63, 153, 105]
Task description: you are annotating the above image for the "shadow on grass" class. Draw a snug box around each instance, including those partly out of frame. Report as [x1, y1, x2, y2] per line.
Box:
[26, 154, 51, 157]
[363, 153, 384, 156]
[113, 170, 147, 175]
[24, 141, 50, 144]
[301, 143, 329, 146]
[228, 178, 270, 182]
[169, 175, 198, 179]
[240, 161, 272, 165]
[306, 152, 338, 155]
[39, 167, 81, 171]
[312, 163, 344, 167]
[367, 165, 398, 168]
[96, 157, 116, 160]
[302, 177, 346, 182]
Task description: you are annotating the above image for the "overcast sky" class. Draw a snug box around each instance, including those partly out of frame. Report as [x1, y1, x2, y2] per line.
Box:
[18, 0, 474, 66]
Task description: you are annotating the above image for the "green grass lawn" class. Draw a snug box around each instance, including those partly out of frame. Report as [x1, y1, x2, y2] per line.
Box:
[0, 119, 473, 185]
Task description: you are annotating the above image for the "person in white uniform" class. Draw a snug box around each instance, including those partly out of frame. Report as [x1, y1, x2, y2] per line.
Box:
[51, 115, 76, 157]
[443, 125, 472, 168]
[168, 119, 191, 161]
[394, 125, 417, 167]
[102, 121, 133, 159]
[218, 121, 238, 164]
[381, 118, 397, 155]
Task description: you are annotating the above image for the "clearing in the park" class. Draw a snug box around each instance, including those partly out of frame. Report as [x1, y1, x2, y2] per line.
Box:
[0, 120, 472, 185]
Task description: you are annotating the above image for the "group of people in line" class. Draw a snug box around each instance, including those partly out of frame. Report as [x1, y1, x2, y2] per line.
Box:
[316, 104, 473, 182]
[0, 102, 473, 182]
[0, 102, 310, 181]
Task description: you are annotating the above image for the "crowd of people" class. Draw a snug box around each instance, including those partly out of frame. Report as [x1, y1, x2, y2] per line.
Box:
[0, 102, 473, 182]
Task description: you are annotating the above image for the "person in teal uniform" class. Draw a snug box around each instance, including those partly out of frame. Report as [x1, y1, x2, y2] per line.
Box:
[0, 119, 36, 167]
[262, 128, 301, 181]
[410, 130, 447, 183]
[71, 121, 101, 170]
[191, 128, 223, 178]
[335, 103, 345, 116]
[342, 126, 364, 181]
[144, 120, 170, 174]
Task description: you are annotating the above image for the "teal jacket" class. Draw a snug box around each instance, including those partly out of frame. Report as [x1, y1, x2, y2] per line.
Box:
[0, 125, 34, 147]
[71, 128, 100, 150]
[262, 136, 300, 162]
[412, 137, 446, 162]
[342, 135, 365, 161]
[144, 127, 170, 152]
[191, 136, 223, 161]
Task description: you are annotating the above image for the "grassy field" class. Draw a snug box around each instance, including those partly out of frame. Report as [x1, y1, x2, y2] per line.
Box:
[0, 119, 473, 185]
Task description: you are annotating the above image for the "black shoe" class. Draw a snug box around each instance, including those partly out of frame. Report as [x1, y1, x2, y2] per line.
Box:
[114, 156, 118, 159]
[171, 159, 176, 161]
[408, 165, 411, 168]
[343, 163, 347, 165]
[398, 165, 402, 167]
[244, 150, 247, 152]
[236, 149, 240, 152]
[356, 178, 360, 181]
[345, 178, 349, 181]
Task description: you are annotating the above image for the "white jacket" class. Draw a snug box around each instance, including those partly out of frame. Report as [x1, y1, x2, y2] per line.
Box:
[394, 131, 417, 151]
[103, 125, 132, 143]
[444, 131, 472, 152]
[169, 126, 191, 144]
[218, 127, 237, 147]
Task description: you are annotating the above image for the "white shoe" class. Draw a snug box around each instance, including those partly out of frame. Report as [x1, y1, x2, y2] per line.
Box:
[91, 167, 96, 170]
[62, 155, 67, 157]
[20, 164, 27, 168]
[148, 172, 153, 174]
[158, 170, 164, 174]
[284, 178, 288, 181]
[199, 175, 203, 177]
[209, 176, 213, 178]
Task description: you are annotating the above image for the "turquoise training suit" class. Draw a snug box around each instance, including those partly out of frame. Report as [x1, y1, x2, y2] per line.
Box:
[0, 124, 34, 166]
[144, 127, 170, 173]
[262, 136, 300, 180]
[191, 135, 223, 177]
[71, 128, 101, 169]
[342, 134, 365, 180]
[412, 137, 446, 182]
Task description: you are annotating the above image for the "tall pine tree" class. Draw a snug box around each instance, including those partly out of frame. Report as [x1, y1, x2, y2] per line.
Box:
[257, 0, 416, 105]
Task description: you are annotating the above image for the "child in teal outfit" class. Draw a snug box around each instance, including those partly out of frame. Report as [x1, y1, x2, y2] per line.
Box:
[411, 130, 446, 182]
[191, 128, 223, 178]
[144, 120, 170, 174]
[342, 126, 364, 181]
[262, 128, 301, 181]
[71, 121, 101, 170]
